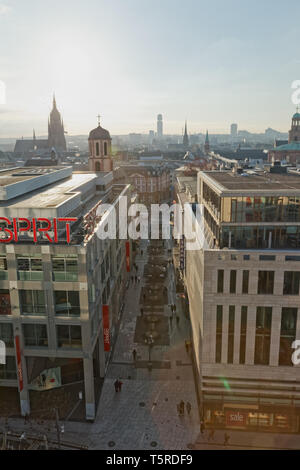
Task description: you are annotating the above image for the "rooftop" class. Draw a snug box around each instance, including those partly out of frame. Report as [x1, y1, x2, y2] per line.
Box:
[200, 170, 300, 193]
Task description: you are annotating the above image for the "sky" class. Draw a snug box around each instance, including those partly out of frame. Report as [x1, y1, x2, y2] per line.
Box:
[0, 0, 300, 137]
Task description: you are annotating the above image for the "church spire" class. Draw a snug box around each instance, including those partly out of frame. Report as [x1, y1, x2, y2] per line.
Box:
[204, 130, 210, 154]
[53, 93, 57, 110]
[183, 120, 189, 149]
[33, 129, 36, 141]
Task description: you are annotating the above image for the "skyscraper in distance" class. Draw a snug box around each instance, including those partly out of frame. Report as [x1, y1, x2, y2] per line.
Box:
[230, 123, 238, 137]
[157, 114, 163, 138]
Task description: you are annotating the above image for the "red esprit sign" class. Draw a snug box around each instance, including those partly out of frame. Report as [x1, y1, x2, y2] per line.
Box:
[102, 305, 110, 352]
[125, 241, 130, 272]
[15, 335, 23, 392]
[226, 411, 247, 427]
[0, 217, 77, 243]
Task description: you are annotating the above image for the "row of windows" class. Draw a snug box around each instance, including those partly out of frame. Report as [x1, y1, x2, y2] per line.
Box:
[216, 305, 298, 366]
[217, 269, 300, 295]
[0, 323, 82, 350]
[0, 290, 81, 317]
[0, 256, 79, 282]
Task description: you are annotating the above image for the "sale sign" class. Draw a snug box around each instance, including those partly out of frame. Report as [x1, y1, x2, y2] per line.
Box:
[226, 411, 247, 427]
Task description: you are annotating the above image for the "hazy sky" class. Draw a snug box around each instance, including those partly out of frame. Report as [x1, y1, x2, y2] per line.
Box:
[0, 0, 300, 137]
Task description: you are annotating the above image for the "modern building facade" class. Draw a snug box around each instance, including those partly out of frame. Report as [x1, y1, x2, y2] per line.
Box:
[0, 145, 132, 420]
[183, 168, 300, 433]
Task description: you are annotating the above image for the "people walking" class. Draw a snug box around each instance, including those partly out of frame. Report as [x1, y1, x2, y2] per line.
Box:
[118, 379, 123, 392]
[176, 315, 180, 326]
[132, 349, 137, 361]
[114, 379, 119, 393]
[179, 400, 185, 415]
[185, 340, 189, 354]
[224, 433, 230, 446]
[186, 402, 191, 415]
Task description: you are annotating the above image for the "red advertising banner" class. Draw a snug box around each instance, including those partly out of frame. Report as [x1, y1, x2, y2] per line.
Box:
[102, 305, 110, 352]
[226, 410, 247, 427]
[15, 335, 23, 392]
[125, 241, 130, 272]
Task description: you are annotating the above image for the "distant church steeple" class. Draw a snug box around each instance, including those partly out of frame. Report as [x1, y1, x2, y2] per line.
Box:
[204, 130, 210, 154]
[183, 121, 189, 149]
[88, 116, 113, 172]
[48, 94, 67, 151]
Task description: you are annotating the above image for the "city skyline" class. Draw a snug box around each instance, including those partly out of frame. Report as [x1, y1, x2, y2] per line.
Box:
[0, 0, 300, 137]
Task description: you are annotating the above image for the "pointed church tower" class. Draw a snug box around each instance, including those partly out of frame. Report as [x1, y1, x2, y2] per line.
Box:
[183, 121, 189, 149]
[88, 116, 113, 172]
[204, 130, 210, 154]
[48, 94, 67, 151]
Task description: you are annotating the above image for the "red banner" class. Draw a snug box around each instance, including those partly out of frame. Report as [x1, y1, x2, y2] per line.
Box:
[15, 335, 23, 392]
[102, 305, 110, 352]
[226, 411, 247, 427]
[125, 241, 130, 272]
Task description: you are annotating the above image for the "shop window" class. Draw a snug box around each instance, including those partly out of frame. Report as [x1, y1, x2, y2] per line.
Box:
[57, 325, 82, 349]
[54, 291, 80, 317]
[20, 290, 46, 316]
[23, 324, 48, 347]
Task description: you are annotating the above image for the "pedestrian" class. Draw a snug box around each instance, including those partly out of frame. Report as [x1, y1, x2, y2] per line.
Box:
[132, 349, 137, 361]
[224, 433, 230, 446]
[176, 315, 180, 325]
[143, 293, 146, 301]
[131, 275, 134, 283]
[137, 276, 141, 283]
[185, 340, 189, 354]
[179, 400, 185, 415]
[118, 379, 123, 392]
[141, 308, 144, 316]
[186, 402, 191, 415]
[200, 421, 205, 434]
[114, 379, 119, 393]
[135, 275, 137, 283]
[208, 429, 215, 441]
[141, 250, 143, 256]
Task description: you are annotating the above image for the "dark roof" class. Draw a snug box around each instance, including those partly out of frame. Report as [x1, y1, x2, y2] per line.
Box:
[14, 139, 49, 154]
[88, 125, 111, 140]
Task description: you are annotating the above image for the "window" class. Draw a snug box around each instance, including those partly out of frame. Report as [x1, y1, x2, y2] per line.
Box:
[279, 308, 297, 366]
[17, 257, 43, 281]
[240, 306, 247, 364]
[243, 255, 250, 260]
[242, 270, 249, 294]
[0, 256, 7, 280]
[0, 356, 17, 380]
[0, 291, 11, 315]
[228, 306, 235, 363]
[52, 256, 78, 281]
[20, 290, 45, 316]
[258, 271, 274, 294]
[0, 323, 13, 347]
[285, 256, 300, 262]
[230, 270, 237, 294]
[259, 255, 276, 261]
[95, 161, 101, 172]
[216, 305, 222, 363]
[96, 142, 100, 156]
[217, 270, 224, 293]
[55, 291, 80, 317]
[255, 307, 272, 365]
[23, 324, 48, 347]
[283, 272, 300, 295]
[104, 142, 108, 156]
[57, 325, 82, 349]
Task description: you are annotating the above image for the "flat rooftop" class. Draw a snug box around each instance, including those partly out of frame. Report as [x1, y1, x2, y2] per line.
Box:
[201, 170, 300, 193]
